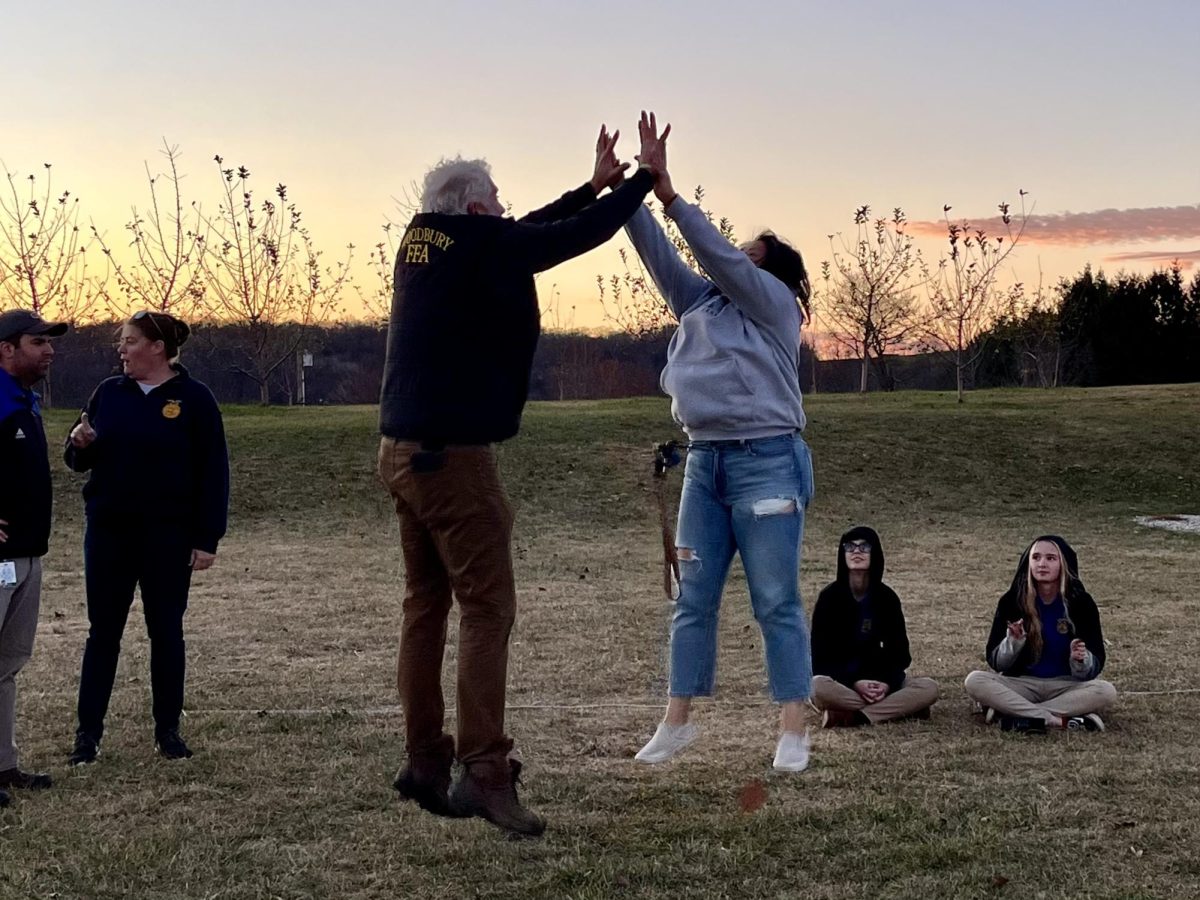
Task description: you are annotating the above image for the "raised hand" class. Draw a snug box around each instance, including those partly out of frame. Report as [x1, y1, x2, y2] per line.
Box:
[1070, 638, 1088, 662]
[70, 411, 97, 449]
[590, 124, 630, 193]
[1007, 619, 1026, 641]
[636, 110, 675, 206]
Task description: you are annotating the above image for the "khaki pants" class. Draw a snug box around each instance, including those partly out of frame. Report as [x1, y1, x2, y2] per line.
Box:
[378, 438, 517, 787]
[0, 557, 41, 771]
[964, 670, 1117, 725]
[812, 674, 939, 724]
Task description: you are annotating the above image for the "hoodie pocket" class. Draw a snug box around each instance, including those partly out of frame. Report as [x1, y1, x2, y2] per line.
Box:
[661, 357, 755, 430]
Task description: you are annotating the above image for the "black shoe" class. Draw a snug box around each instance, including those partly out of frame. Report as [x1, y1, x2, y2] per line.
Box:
[155, 730, 193, 760]
[394, 764, 465, 818]
[449, 760, 546, 838]
[0, 789, 9, 808]
[999, 715, 1047, 734]
[0, 767, 52, 790]
[69, 732, 100, 766]
[1065, 714, 1105, 732]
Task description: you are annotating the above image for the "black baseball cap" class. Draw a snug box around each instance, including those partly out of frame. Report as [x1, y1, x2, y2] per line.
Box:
[0, 309, 70, 343]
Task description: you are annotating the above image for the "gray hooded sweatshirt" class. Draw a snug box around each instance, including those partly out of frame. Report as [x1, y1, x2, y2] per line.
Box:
[624, 199, 806, 440]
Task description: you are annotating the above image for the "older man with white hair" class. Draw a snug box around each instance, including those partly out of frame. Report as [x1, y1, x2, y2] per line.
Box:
[378, 120, 665, 837]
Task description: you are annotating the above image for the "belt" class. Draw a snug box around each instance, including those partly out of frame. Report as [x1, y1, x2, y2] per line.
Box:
[689, 431, 797, 449]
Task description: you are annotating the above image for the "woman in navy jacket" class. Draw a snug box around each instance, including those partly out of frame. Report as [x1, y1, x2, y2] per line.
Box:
[64, 311, 229, 764]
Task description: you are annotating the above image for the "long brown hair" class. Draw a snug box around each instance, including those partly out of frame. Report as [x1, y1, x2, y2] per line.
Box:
[1017, 538, 1073, 661]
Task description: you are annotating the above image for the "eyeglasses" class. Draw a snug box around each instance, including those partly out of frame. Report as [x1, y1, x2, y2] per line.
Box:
[843, 541, 872, 554]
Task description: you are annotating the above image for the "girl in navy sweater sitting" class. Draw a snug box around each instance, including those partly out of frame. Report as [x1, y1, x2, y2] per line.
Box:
[964, 535, 1115, 732]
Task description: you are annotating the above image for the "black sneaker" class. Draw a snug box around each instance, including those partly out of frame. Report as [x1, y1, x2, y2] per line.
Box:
[0, 767, 53, 790]
[69, 732, 100, 766]
[448, 759, 546, 838]
[1065, 714, 1105, 732]
[999, 715, 1047, 734]
[155, 730, 194, 760]
[394, 764, 465, 818]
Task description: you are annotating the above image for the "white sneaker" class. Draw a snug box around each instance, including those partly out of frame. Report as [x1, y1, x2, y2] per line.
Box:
[773, 729, 811, 772]
[634, 722, 699, 764]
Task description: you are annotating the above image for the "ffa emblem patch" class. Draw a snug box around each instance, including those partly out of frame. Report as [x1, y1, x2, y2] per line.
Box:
[162, 400, 182, 419]
[1056, 618, 1070, 635]
[861, 618, 872, 634]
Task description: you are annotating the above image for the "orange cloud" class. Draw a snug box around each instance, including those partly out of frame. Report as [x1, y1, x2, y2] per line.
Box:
[1102, 249, 1199, 271]
[908, 204, 1200, 246]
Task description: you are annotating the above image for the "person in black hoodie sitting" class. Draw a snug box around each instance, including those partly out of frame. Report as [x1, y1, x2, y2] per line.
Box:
[810, 526, 939, 726]
[377, 120, 664, 837]
[964, 535, 1115, 733]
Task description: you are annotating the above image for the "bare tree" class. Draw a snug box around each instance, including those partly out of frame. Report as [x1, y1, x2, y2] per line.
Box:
[193, 155, 352, 403]
[1001, 270, 1063, 388]
[920, 194, 1030, 402]
[90, 141, 204, 319]
[0, 161, 98, 324]
[353, 216, 411, 328]
[597, 186, 735, 339]
[0, 161, 102, 405]
[819, 206, 923, 392]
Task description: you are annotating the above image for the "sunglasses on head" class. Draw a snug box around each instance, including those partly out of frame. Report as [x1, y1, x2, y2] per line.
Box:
[133, 310, 167, 342]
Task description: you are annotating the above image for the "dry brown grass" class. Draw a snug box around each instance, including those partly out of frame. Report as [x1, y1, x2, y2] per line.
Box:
[3, 386, 1199, 899]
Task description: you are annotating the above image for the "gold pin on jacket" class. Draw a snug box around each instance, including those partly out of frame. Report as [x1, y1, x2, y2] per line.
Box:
[162, 400, 182, 419]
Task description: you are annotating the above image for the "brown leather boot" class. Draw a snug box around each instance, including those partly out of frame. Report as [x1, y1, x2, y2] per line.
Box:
[393, 762, 464, 818]
[448, 759, 546, 837]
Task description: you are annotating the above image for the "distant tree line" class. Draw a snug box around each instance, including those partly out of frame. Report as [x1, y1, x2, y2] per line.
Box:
[7, 150, 1196, 407]
[979, 265, 1200, 389]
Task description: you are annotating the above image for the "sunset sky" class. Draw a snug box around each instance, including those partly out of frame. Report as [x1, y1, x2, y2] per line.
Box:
[6, 0, 1199, 331]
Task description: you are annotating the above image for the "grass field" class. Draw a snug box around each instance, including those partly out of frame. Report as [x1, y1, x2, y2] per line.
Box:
[3, 385, 1199, 899]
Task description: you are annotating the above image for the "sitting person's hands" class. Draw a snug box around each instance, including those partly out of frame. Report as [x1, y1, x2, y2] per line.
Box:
[854, 679, 888, 703]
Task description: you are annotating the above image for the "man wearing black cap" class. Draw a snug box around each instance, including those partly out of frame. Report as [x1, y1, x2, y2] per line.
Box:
[0, 309, 66, 806]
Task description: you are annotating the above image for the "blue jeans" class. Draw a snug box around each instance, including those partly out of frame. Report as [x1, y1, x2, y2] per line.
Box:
[669, 433, 814, 702]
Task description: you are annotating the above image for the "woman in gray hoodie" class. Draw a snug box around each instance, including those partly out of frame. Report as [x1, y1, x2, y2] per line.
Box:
[628, 113, 815, 772]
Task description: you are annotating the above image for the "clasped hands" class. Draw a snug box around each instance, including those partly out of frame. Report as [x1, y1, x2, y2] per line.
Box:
[854, 679, 889, 703]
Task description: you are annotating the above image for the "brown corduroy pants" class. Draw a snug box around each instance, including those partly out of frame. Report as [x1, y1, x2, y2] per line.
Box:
[378, 438, 517, 786]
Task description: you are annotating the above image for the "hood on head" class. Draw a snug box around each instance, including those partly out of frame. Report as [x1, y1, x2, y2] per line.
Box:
[836, 525, 885, 588]
[1010, 533, 1081, 596]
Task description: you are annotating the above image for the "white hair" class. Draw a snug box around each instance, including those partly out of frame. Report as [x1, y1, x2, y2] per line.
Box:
[421, 156, 494, 214]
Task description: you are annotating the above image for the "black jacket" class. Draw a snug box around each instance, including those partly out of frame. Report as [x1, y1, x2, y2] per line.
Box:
[379, 168, 654, 443]
[811, 526, 912, 692]
[984, 534, 1106, 677]
[64, 366, 229, 553]
[0, 368, 52, 558]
